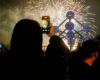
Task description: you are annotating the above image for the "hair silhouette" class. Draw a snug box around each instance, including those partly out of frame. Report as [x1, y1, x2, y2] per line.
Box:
[9, 19, 43, 63]
[6, 19, 44, 79]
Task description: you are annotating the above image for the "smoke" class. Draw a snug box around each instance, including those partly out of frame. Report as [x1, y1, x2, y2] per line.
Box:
[0, 0, 25, 45]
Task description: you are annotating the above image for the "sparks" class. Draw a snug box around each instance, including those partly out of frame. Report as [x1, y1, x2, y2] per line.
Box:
[24, 0, 97, 51]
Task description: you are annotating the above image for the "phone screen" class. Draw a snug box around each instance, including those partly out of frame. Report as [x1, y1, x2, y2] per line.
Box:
[41, 16, 50, 33]
[0, 44, 3, 48]
[42, 20, 49, 29]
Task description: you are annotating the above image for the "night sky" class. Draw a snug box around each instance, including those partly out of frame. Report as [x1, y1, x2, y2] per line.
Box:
[0, 0, 100, 45]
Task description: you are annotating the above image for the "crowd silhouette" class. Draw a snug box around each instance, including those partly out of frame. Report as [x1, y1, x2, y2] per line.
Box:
[0, 19, 100, 80]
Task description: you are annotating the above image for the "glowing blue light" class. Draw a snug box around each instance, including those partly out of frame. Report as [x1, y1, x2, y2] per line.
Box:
[66, 31, 75, 38]
[66, 11, 75, 19]
[54, 26, 59, 32]
[0, 44, 3, 48]
[65, 22, 74, 30]
[82, 35, 91, 42]
[82, 23, 91, 32]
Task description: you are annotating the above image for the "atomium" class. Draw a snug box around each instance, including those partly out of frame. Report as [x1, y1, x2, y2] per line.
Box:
[55, 11, 96, 51]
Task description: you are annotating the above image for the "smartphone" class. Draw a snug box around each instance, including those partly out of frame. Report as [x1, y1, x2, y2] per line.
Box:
[0, 44, 3, 48]
[41, 16, 50, 33]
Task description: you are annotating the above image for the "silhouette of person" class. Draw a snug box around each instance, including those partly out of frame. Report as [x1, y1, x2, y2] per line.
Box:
[7, 19, 44, 79]
[9, 19, 43, 62]
[69, 39, 100, 80]
[45, 35, 69, 80]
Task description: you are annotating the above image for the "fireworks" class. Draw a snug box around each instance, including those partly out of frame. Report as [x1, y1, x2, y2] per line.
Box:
[24, 0, 96, 35]
[24, 0, 95, 24]
[24, 0, 96, 51]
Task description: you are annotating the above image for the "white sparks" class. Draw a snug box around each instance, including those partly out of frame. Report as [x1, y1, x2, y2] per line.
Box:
[23, 0, 96, 51]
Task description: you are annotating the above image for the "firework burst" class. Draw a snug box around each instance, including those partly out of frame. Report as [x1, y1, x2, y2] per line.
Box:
[24, 0, 97, 51]
[24, 0, 95, 24]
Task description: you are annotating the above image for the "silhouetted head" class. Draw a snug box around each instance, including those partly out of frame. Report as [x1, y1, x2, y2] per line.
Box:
[46, 35, 69, 57]
[10, 19, 42, 56]
[49, 35, 61, 44]
[49, 35, 68, 49]
[80, 39, 99, 60]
